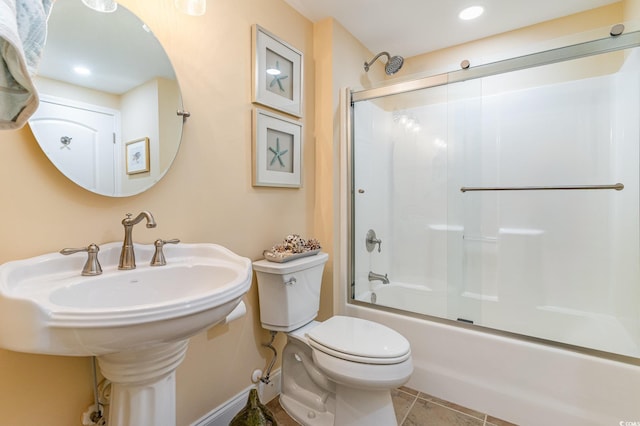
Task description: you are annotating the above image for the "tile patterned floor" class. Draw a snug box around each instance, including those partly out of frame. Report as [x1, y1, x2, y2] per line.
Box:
[265, 386, 517, 426]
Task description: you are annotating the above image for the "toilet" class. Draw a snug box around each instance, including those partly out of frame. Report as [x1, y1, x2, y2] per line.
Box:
[253, 252, 413, 426]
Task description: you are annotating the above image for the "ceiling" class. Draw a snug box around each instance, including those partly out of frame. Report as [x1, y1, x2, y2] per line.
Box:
[38, 0, 175, 94]
[37, 0, 622, 94]
[282, 0, 621, 58]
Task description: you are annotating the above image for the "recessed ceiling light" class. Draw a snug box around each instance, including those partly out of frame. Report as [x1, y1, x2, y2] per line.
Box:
[73, 66, 91, 76]
[459, 5, 484, 21]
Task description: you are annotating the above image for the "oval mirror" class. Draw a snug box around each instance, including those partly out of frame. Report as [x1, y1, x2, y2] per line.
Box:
[29, 0, 183, 197]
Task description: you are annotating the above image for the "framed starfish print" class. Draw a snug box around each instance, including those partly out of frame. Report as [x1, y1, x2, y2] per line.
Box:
[253, 108, 302, 188]
[252, 24, 303, 117]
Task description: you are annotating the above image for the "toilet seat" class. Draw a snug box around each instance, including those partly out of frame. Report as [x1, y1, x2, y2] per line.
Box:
[306, 316, 411, 365]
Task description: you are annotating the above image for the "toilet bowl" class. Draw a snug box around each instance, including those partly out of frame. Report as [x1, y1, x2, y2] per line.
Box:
[253, 253, 413, 426]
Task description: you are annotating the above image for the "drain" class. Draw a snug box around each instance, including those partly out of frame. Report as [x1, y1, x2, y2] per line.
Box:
[371, 292, 377, 304]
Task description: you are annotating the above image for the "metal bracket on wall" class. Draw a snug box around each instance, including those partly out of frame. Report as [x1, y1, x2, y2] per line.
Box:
[176, 109, 191, 123]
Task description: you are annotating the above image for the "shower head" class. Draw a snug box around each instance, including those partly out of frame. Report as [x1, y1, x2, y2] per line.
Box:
[364, 51, 404, 75]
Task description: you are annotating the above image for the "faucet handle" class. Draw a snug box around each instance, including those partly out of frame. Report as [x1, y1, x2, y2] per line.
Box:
[60, 243, 102, 276]
[150, 239, 180, 266]
[366, 229, 382, 253]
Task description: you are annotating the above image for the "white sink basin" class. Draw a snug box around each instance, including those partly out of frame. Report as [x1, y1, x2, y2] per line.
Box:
[0, 242, 252, 356]
[0, 241, 252, 425]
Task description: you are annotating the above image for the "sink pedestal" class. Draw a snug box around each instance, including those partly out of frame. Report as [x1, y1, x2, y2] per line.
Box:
[97, 340, 189, 426]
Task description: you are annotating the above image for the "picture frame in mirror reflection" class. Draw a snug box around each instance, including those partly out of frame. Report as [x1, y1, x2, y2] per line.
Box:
[253, 109, 302, 188]
[125, 137, 150, 175]
[252, 24, 303, 117]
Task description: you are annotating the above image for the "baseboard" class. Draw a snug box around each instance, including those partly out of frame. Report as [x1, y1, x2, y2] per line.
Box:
[191, 369, 281, 426]
[257, 369, 281, 404]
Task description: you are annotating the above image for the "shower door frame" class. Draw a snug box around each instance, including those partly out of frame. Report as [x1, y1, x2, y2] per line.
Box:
[351, 29, 640, 103]
[346, 28, 640, 364]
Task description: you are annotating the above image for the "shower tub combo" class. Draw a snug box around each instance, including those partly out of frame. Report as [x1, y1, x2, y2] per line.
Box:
[341, 26, 640, 425]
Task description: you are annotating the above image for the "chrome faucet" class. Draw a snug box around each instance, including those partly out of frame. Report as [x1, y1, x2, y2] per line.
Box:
[119, 211, 157, 270]
[368, 271, 390, 284]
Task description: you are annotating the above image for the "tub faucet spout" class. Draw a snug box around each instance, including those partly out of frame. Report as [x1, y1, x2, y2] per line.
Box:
[368, 271, 390, 284]
[119, 211, 157, 270]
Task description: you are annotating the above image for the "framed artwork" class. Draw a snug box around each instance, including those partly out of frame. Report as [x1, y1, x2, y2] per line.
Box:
[253, 108, 302, 188]
[125, 137, 150, 175]
[252, 24, 303, 118]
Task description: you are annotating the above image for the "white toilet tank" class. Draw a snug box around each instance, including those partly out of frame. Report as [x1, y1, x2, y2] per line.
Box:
[253, 252, 329, 332]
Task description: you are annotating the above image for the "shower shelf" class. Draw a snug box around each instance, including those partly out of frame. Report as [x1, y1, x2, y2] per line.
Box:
[460, 183, 624, 193]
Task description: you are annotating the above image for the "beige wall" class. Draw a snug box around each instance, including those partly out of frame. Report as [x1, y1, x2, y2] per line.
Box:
[121, 78, 160, 194]
[399, 2, 625, 79]
[0, 0, 314, 424]
[312, 18, 388, 317]
[158, 77, 182, 172]
[626, 0, 640, 20]
[34, 76, 121, 109]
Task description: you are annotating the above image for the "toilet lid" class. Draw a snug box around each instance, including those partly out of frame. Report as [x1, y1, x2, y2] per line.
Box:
[306, 316, 411, 364]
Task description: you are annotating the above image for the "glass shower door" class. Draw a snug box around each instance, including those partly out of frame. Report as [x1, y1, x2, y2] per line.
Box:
[351, 85, 456, 319]
[350, 43, 640, 359]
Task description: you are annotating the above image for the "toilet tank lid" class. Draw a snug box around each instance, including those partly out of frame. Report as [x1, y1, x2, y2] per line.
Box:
[253, 252, 329, 274]
[306, 316, 410, 360]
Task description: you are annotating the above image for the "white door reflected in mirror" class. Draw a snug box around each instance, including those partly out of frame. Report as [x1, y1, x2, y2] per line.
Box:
[30, 96, 119, 195]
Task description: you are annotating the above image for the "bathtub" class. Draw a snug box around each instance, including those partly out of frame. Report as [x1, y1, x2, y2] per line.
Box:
[346, 283, 640, 425]
[357, 282, 640, 359]
[356, 282, 447, 318]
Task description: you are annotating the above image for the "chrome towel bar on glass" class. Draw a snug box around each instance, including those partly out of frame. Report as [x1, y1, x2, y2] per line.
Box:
[460, 183, 624, 193]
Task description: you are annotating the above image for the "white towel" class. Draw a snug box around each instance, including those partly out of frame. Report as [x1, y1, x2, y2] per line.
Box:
[0, 0, 53, 130]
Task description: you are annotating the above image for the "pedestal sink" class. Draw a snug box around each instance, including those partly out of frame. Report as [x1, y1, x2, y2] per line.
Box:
[0, 242, 252, 426]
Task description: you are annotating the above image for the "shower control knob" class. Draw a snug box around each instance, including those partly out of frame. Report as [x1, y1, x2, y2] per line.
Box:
[366, 229, 382, 253]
